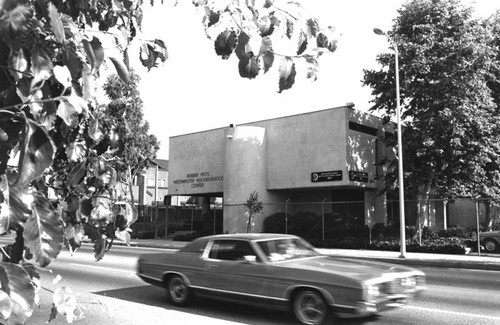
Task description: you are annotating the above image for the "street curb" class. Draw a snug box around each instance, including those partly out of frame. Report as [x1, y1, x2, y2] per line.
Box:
[325, 255, 500, 271]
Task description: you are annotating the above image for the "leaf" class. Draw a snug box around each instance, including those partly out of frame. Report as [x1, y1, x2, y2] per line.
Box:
[305, 54, 319, 81]
[90, 37, 104, 72]
[66, 141, 87, 163]
[53, 65, 71, 90]
[0, 174, 10, 234]
[9, 49, 27, 80]
[0, 290, 12, 320]
[24, 193, 64, 267]
[0, 262, 35, 324]
[82, 37, 96, 72]
[3, 4, 32, 33]
[64, 224, 84, 252]
[82, 65, 96, 102]
[214, 30, 238, 60]
[61, 47, 80, 80]
[306, 18, 319, 37]
[114, 229, 130, 245]
[278, 57, 296, 93]
[13, 118, 55, 187]
[48, 3, 65, 43]
[93, 235, 106, 261]
[238, 53, 260, 79]
[88, 119, 104, 143]
[68, 162, 86, 186]
[235, 31, 250, 60]
[297, 31, 307, 55]
[108, 56, 129, 83]
[57, 95, 88, 127]
[30, 46, 52, 82]
[316, 30, 337, 52]
[8, 184, 33, 231]
[53, 287, 78, 322]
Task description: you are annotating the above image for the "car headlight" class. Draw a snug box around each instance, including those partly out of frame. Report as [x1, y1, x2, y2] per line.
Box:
[366, 284, 381, 299]
[401, 276, 416, 287]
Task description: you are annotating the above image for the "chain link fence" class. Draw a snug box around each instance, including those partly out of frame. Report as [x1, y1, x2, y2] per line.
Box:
[131, 198, 500, 241]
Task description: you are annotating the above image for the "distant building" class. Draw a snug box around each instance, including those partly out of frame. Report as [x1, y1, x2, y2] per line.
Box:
[118, 159, 169, 205]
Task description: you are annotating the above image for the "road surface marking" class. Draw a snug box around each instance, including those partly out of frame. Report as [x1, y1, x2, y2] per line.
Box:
[407, 306, 500, 321]
[69, 263, 134, 275]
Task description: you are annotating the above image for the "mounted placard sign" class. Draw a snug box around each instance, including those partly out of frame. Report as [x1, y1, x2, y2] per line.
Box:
[311, 170, 342, 182]
[349, 171, 369, 182]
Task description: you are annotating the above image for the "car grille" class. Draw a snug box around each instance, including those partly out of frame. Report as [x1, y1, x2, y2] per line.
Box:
[382, 277, 419, 295]
[382, 280, 402, 295]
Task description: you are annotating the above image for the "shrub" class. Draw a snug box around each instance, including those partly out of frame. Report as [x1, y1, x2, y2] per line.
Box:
[421, 226, 439, 239]
[438, 226, 473, 238]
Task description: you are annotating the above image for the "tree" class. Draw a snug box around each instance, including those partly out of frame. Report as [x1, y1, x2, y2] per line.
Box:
[244, 191, 263, 233]
[363, 0, 500, 228]
[0, 0, 332, 323]
[100, 70, 159, 202]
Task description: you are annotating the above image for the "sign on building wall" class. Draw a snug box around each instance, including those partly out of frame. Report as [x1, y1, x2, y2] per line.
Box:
[173, 172, 224, 189]
[311, 170, 342, 182]
[349, 171, 369, 183]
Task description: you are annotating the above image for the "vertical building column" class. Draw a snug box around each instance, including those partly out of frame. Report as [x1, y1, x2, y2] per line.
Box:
[223, 126, 267, 233]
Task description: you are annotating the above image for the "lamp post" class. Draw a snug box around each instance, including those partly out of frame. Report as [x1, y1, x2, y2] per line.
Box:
[373, 28, 406, 258]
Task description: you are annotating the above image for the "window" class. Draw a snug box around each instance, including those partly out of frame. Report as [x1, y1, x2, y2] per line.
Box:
[146, 178, 155, 187]
[208, 240, 258, 261]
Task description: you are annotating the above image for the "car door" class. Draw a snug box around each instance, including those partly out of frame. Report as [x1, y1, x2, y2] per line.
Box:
[203, 239, 272, 300]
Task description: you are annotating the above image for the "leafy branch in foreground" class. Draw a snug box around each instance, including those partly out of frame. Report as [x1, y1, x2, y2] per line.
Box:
[195, 0, 338, 92]
[0, 0, 165, 323]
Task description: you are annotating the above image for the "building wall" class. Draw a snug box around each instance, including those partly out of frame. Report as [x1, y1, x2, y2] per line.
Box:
[169, 128, 225, 196]
[168, 106, 391, 233]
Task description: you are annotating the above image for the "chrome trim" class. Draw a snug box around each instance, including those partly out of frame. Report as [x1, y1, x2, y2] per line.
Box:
[137, 273, 161, 282]
[189, 285, 288, 302]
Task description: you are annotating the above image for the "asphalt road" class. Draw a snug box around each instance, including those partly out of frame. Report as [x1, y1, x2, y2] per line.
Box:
[25, 245, 500, 325]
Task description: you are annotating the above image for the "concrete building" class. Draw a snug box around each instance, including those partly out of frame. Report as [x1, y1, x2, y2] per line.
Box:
[118, 159, 169, 205]
[168, 106, 396, 233]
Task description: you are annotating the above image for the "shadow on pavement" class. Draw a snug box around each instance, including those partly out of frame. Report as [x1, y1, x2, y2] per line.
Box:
[92, 285, 381, 325]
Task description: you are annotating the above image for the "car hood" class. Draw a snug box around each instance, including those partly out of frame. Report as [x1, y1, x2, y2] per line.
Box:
[276, 256, 421, 282]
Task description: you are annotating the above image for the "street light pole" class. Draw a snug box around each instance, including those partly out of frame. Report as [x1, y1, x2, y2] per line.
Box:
[374, 28, 406, 258]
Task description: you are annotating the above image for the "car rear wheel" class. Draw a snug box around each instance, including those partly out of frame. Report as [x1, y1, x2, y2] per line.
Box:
[166, 275, 191, 306]
[483, 239, 499, 253]
[292, 290, 330, 325]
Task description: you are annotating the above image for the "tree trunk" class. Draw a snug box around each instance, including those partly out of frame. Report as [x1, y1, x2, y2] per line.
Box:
[417, 181, 434, 245]
[483, 201, 492, 231]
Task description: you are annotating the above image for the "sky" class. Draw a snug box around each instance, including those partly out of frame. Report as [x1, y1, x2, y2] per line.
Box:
[131, 0, 500, 159]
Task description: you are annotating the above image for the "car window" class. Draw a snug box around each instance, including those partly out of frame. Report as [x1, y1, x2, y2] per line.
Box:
[208, 240, 259, 262]
[257, 238, 319, 262]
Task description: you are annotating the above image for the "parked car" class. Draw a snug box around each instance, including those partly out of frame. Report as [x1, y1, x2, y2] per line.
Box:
[480, 230, 500, 253]
[137, 234, 425, 325]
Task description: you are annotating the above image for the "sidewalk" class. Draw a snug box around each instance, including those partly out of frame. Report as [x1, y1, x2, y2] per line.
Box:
[124, 238, 500, 271]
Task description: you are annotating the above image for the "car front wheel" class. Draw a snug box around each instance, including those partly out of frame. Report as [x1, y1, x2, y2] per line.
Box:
[483, 239, 499, 253]
[166, 275, 191, 306]
[292, 290, 330, 325]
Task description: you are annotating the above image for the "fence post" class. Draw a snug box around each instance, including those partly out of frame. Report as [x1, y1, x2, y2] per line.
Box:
[322, 199, 326, 241]
[154, 205, 158, 239]
[191, 207, 194, 233]
[213, 207, 216, 235]
[475, 198, 481, 256]
[285, 199, 290, 234]
[443, 200, 447, 230]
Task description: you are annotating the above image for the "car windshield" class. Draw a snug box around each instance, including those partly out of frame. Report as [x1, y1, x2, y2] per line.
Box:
[257, 238, 319, 262]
